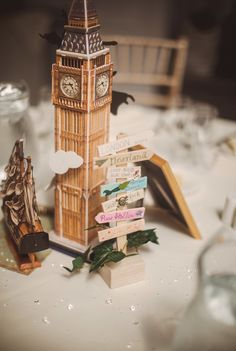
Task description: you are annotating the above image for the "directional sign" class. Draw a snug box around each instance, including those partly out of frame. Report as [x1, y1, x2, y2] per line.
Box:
[94, 149, 153, 169]
[102, 189, 145, 212]
[100, 176, 147, 197]
[98, 219, 145, 242]
[98, 131, 153, 156]
[107, 166, 141, 182]
[95, 207, 145, 224]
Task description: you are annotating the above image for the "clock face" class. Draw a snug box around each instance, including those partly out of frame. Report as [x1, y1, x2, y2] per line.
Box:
[96, 73, 109, 98]
[60, 76, 80, 98]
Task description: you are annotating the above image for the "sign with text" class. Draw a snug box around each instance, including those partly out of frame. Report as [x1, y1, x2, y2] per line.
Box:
[98, 219, 145, 242]
[95, 207, 145, 224]
[102, 189, 145, 212]
[98, 131, 153, 156]
[94, 149, 153, 169]
[100, 177, 147, 197]
[107, 166, 141, 182]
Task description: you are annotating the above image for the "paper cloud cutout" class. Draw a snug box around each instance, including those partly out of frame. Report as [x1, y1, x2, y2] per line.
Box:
[49, 150, 84, 175]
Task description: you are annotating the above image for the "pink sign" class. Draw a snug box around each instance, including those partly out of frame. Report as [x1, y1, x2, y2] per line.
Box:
[95, 207, 145, 224]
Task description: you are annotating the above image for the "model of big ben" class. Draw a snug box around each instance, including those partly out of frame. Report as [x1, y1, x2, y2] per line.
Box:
[51, 0, 113, 251]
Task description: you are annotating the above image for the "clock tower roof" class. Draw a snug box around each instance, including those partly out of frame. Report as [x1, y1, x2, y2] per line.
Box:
[68, 0, 99, 29]
[59, 0, 106, 57]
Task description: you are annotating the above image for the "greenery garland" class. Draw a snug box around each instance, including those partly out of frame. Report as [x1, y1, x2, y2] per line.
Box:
[64, 228, 159, 273]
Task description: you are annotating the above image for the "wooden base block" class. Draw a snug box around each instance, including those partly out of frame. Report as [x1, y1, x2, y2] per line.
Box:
[19, 254, 41, 271]
[99, 255, 145, 289]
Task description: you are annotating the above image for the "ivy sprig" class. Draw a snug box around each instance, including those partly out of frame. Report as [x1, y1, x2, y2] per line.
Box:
[63, 228, 159, 274]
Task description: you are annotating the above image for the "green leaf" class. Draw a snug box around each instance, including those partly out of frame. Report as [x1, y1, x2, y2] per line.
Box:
[91, 240, 115, 260]
[90, 249, 126, 272]
[63, 256, 85, 273]
[119, 180, 130, 190]
[83, 245, 92, 261]
[127, 229, 159, 248]
[84, 224, 109, 231]
[90, 252, 110, 272]
[106, 251, 126, 263]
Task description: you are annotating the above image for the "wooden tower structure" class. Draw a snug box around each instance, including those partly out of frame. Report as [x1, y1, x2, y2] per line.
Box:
[51, 0, 113, 251]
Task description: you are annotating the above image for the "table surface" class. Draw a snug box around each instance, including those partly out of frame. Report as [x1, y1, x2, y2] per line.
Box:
[1, 104, 236, 351]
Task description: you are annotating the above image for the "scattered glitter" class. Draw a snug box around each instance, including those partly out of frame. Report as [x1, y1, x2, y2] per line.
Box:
[160, 279, 164, 284]
[126, 343, 132, 349]
[1, 269, 6, 272]
[187, 268, 192, 273]
[5, 258, 9, 262]
[174, 279, 179, 283]
[188, 275, 192, 280]
[0, 252, 4, 256]
[34, 299, 40, 304]
[67, 304, 74, 311]
[3, 303, 8, 308]
[105, 298, 112, 305]
[129, 305, 136, 312]
[10, 259, 14, 263]
[60, 298, 65, 303]
[51, 263, 55, 268]
[42, 316, 50, 325]
[60, 264, 64, 268]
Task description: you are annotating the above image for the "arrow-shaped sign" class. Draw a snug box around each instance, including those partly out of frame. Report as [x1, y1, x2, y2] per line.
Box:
[98, 219, 145, 242]
[98, 131, 153, 156]
[107, 166, 141, 182]
[95, 207, 145, 224]
[102, 189, 145, 212]
[100, 176, 147, 197]
[94, 149, 153, 169]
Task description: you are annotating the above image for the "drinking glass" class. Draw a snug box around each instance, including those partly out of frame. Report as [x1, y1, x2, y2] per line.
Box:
[0, 81, 38, 181]
[172, 226, 236, 351]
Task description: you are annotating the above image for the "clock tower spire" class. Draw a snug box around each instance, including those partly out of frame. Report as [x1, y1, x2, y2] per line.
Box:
[51, 0, 113, 251]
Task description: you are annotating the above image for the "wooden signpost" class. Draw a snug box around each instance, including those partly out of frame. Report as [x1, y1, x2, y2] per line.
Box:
[100, 177, 147, 196]
[95, 208, 145, 224]
[93, 134, 148, 288]
[98, 131, 153, 156]
[98, 219, 145, 242]
[102, 189, 145, 212]
[107, 166, 141, 183]
[94, 149, 153, 169]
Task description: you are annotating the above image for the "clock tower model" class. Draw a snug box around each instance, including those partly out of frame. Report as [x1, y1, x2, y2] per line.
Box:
[51, 0, 113, 251]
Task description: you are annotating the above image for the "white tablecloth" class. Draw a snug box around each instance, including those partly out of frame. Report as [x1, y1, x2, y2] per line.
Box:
[1, 104, 236, 351]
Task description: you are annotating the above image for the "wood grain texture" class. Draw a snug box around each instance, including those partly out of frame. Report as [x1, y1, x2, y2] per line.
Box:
[104, 35, 188, 108]
[99, 254, 145, 289]
[131, 145, 201, 240]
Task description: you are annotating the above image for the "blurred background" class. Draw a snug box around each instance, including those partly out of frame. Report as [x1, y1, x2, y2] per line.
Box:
[0, 0, 236, 119]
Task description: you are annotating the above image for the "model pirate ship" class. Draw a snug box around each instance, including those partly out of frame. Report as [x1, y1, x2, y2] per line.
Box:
[1, 140, 49, 268]
[50, 0, 113, 252]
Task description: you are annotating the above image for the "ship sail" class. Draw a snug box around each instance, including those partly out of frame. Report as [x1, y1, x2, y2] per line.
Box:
[1, 139, 49, 255]
[1, 140, 38, 228]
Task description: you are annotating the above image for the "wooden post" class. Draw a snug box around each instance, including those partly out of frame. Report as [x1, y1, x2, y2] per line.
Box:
[116, 133, 128, 254]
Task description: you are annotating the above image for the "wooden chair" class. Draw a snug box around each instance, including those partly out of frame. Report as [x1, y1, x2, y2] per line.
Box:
[104, 35, 188, 108]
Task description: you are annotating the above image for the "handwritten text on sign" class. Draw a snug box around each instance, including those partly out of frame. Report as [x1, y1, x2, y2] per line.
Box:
[98, 131, 153, 157]
[102, 189, 145, 212]
[98, 219, 145, 242]
[94, 149, 153, 169]
[107, 166, 141, 182]
[95, 207, 145, 224]
[100, 177, 147, 197]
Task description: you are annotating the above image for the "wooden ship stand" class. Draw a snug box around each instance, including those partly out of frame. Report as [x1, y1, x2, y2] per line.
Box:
[1, 140, 49, 270]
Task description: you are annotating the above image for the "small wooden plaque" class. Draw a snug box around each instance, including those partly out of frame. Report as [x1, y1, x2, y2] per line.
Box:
[99, 254, 145, 289]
